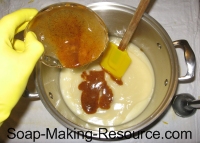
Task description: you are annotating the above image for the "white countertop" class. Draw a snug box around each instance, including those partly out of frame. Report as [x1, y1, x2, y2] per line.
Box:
[0, 0, 199, 142]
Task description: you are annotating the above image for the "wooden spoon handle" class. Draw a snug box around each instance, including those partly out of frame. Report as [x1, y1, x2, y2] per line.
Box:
[118, 0, 150, 51]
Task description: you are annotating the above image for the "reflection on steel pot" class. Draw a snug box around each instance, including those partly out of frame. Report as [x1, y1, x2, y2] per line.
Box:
[28, 2, 196, 139]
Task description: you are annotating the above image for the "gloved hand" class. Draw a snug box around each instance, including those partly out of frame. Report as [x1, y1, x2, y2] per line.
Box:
[0, 9, 44, 126]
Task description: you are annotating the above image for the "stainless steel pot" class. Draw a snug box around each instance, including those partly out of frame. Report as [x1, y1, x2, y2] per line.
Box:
[27, 2, 195, 138]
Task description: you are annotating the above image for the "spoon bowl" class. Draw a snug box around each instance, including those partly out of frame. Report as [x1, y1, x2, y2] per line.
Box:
[25, 2, 108, 68]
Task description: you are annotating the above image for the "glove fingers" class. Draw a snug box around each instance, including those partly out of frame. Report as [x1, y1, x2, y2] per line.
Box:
[0, 9, 38, 41]
[13, 39, 25, 52]
[24, 31, 44, 67]
[15, 21, 29, 34]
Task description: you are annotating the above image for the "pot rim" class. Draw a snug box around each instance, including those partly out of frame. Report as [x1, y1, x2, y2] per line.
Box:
[36, 1, 179, 137]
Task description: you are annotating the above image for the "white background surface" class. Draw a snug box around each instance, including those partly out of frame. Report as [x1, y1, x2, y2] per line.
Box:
[0, 0, 199, 142]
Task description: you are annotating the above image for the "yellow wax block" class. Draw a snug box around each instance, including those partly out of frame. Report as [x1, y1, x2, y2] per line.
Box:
[100, 42, 131, 79]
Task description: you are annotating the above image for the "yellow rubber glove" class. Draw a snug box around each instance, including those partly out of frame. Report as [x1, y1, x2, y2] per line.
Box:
[0, 9, 44, 126]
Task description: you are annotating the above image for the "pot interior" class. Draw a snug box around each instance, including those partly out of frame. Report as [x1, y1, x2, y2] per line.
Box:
[36, 2, 178, 133]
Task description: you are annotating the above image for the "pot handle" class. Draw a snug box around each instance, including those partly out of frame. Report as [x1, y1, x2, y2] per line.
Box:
[22, 69, 40, 99]
[173, 40, 196, 82]
[23, 88, 39, 98]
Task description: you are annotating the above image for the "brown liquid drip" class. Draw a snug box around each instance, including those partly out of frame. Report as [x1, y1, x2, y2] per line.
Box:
[106, 71, 123, 85]
[101, 67, 123, 85]
[78, 70, 113, 114]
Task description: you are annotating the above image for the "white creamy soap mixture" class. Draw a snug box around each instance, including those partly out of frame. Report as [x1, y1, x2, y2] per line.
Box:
[59, 37, 155, 126]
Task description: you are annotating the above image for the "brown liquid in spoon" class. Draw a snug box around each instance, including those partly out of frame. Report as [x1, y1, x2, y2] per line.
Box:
[27, 3, 108, 68]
